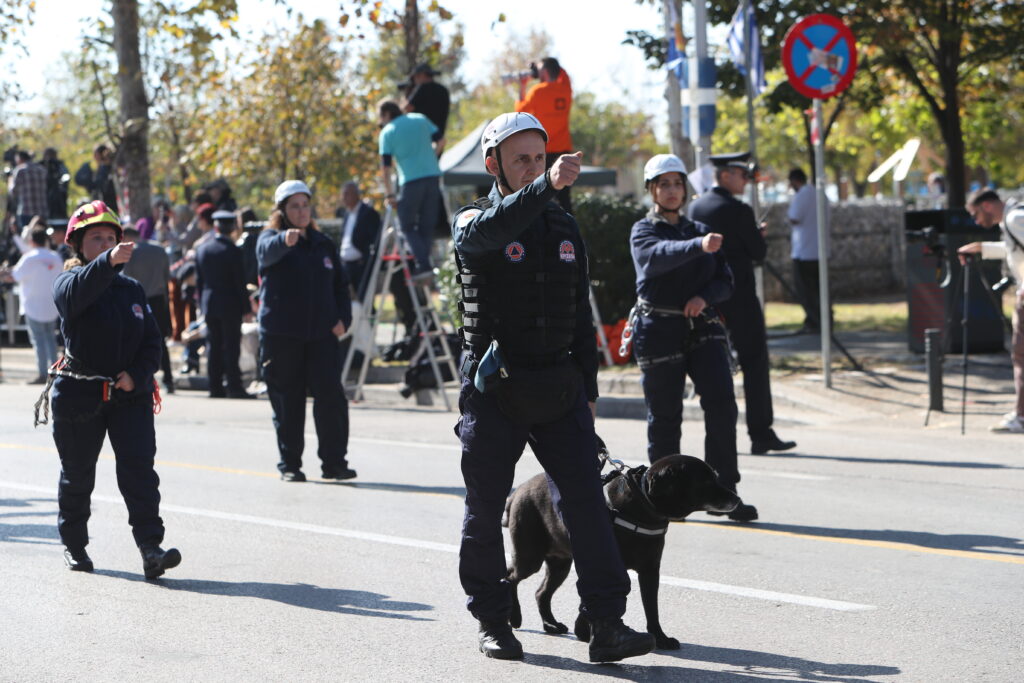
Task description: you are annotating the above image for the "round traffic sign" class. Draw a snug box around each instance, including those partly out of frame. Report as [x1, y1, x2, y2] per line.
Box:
[782, 14, 858, 100]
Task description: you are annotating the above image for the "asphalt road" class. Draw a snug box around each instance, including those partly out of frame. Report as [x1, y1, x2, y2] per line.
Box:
[0, 376, 1021, 682]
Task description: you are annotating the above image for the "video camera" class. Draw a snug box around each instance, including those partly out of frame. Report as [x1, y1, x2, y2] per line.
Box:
[500, 62, 540, 85]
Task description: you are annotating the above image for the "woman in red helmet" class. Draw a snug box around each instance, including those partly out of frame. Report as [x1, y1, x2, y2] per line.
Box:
[47, 200, 181, 579]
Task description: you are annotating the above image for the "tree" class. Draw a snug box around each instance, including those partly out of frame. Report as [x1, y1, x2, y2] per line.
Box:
[110, 0, 152, 222]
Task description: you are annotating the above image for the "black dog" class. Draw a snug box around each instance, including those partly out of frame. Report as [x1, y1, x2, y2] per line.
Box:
[503, 454, 739, 650]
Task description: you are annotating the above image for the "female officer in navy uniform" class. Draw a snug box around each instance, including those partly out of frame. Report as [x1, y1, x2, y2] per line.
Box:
[50, 200, 181, 578]
[257, 181, 355, 482]
[629, 154, 757, 522]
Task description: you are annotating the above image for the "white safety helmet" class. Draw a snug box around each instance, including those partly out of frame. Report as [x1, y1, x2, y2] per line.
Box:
[480, 112, 548, 160]
[274, 179, 312, 206]
[644, 154, 688, 185]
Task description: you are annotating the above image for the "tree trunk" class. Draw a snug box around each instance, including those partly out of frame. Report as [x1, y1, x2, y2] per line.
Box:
[941, 85, 967, 208]
[403, 0, 420, 73]
[111, 0, 151, 223]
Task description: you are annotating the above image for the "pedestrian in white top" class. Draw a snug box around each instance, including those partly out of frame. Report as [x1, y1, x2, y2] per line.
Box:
[1, 228, 63, 382]
[787, 168, 831, 334]
[958, 189, 1024, 433]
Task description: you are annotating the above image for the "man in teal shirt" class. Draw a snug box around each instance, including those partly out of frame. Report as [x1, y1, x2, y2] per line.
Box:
[378, 100, 443, 282]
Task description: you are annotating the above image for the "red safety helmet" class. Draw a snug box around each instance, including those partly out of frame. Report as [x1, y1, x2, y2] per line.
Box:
[67, 200, 123, 244]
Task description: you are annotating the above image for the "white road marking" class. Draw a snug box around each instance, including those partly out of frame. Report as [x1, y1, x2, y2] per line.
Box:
[0, 480, 874, 612]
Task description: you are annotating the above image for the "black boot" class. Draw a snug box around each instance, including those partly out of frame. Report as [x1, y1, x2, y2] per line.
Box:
[751, 429, 797, 455]
[478, 620, 524, 660]
[708, 499, 759, 522]
[140, 545, 182, 579]
[587, 617, 654, 663]
[63, 547, 94, 572]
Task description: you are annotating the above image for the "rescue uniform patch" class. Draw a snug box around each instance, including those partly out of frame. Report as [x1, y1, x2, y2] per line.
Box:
[505, 241, 526, 263]
[323, 256, 334, 269]
[456, 209, 482, 229]
[131, 303, 144, 320]
[559, 240, 576, 263]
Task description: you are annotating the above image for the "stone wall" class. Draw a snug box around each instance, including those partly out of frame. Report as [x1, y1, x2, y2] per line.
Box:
[761, 200, 906, 301]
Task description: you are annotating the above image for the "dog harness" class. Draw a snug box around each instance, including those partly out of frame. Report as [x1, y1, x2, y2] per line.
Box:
[601, 466, 670, 537]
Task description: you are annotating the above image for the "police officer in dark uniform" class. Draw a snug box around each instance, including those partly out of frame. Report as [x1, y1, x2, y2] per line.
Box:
[452, 112, 653, 663]
[197, 210, 251, 398]
[47, 200, 181, 578]
[629, 154, 757, 522]
[689, 152, 796, 456]
[257, 181, 356, 482]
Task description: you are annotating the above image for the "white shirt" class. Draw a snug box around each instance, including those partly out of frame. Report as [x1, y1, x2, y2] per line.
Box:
[340, 206, 362, 262]
[787, 183, 821, 260]
[980, 199, 1024, 297]
[11, 247, 63, 322]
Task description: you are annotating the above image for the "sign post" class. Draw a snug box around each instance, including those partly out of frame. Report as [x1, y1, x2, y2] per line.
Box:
[782, 13, 857, 388]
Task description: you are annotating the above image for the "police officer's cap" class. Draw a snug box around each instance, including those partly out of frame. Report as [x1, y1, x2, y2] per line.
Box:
[212, 210, 236, 222]
[709, 152, 755, 173]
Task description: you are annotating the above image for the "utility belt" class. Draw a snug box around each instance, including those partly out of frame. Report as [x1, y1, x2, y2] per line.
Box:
[460, 341, 580, 426]
[33, 353, 162, 427]
[624, 301, 737, 373]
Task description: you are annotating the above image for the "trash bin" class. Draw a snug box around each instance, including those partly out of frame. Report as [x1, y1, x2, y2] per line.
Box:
[905, 209, 1004, 353]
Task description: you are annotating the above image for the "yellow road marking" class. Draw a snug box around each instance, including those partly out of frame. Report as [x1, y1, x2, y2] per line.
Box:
[3, 441, 1022, 564]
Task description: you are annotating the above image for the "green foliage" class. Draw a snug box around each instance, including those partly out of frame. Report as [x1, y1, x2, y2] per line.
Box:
[574, 192, 646, 323]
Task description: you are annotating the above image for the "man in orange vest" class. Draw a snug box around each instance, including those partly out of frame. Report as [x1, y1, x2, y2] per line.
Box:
[515, 57, 574, 211]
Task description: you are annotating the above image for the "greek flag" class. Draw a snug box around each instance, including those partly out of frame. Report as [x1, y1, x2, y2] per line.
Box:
[727, 2, 766, 96]
[665, 0, 685, 82]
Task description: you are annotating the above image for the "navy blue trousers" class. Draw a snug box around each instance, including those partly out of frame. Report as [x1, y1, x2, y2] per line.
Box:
[718, 296, 774, 442]
[206, 313, 243, 395]
[636, 319, 739, 488]
[455, 378, 630, 621]
[52, 394, 163, 549]
[261, 333, 349, 475]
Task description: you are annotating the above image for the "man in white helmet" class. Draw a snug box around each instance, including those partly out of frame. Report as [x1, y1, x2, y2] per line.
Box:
[451, 112, 654, 663]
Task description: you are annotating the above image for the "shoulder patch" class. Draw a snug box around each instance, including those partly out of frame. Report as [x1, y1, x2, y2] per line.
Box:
[456, 209, 482, 229]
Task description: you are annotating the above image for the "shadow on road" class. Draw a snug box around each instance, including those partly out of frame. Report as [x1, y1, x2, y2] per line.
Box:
[0, 520, 60, 544]
[94, 571, 436, 621]
[761, 451, 1024, 471]
[660, 642, 901, 682]
[707, 520, 1024, 558]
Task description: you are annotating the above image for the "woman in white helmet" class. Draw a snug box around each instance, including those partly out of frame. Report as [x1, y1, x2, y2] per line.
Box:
[628, 153, 758, 522]
[256, 180, 356, 482]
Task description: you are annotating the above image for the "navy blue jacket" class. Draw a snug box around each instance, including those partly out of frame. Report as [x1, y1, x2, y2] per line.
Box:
[52, 250, 162, 399]
[196, 234, 249, 319]
[631, 212, 734, 309]
[688, 187, 766, 302]
[257, 226, 352, 339]
[452, 174, 599, 401]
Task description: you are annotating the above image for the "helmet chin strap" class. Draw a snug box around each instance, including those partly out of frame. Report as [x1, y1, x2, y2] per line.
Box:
[494, 147, 514, 195]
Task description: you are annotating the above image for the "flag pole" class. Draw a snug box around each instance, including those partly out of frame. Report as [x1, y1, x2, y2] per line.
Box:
[742, 0, 763, 307]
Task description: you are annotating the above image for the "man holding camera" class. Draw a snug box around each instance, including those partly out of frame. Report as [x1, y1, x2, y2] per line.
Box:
[958, 190, 1024, 433]
[514, 57, 574, 212]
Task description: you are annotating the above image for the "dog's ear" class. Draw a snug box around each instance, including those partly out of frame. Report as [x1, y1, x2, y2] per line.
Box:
[646, 460, 682, 504]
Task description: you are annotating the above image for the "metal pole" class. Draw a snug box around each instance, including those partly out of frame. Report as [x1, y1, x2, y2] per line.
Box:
[813, 98, 832, 387]
[924, 327, 943, 418]
[692, 0, 710, 170]
[741, 0, 762, 307]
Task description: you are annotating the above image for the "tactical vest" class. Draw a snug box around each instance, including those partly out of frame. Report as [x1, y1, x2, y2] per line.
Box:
[458, 203, 579, 360]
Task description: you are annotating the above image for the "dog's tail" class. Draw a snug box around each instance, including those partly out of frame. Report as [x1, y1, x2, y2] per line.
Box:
[501, 489, 515, 528]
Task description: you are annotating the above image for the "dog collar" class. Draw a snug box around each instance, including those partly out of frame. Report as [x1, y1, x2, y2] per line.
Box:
[611, 514, 669, 536]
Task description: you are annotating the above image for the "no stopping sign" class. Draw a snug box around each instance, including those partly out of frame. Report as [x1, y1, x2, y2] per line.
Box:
[782, 14, 858, 99]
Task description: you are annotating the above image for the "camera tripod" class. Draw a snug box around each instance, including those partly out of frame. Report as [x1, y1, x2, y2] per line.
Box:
[924, 253, 1013, 434]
